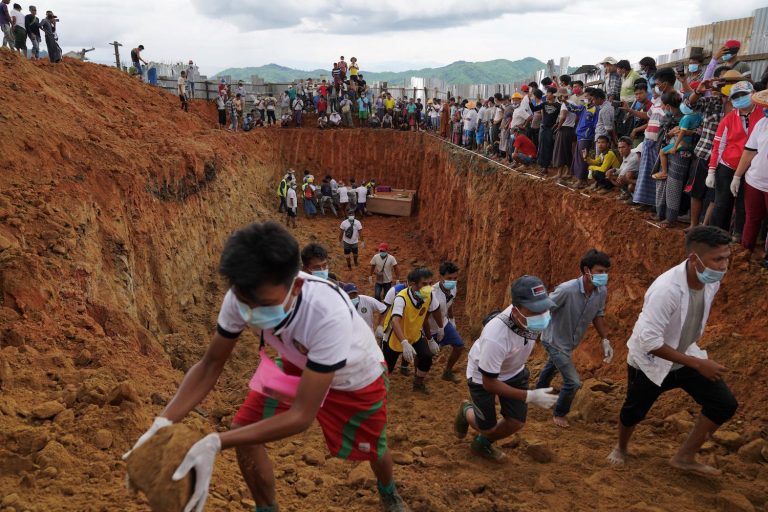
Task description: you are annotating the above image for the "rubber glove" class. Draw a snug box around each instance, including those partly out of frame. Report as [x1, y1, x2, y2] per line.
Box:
[122, 417, 172, 460]
[730, 175, 741, 197]
[428, 337, 440, 355]
[601, 338, 614, 363]
[705, 171, 715, 189]
[436, 326, 445, 342]
[400, 340, 416, 363]
[375, 325, 384, 339]
[526, 388, 558, 409]
[173, 433, 222, 512]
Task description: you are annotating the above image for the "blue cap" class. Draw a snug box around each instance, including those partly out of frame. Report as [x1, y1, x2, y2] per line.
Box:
[343, 283, 358, 294]
[511, 275, 556, 313]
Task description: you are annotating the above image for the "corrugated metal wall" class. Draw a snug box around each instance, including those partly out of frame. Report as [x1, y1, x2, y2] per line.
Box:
[751, 7, 768, 54]
[685, 16, 754, 55]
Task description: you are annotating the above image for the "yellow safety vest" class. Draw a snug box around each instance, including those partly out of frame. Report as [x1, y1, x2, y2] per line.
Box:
[277, 179, 287, 198]
[384, 288, 431, 353]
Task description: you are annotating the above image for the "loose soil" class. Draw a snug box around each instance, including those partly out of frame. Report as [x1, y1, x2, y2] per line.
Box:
[0, 52, 766, 512]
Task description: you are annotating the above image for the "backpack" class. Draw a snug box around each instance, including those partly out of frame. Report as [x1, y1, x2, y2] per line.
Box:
[344, 220, 355, 239]
[341, 101, 351, 114]
[482, 310, 516, 330]
[304, 185, 313, 200]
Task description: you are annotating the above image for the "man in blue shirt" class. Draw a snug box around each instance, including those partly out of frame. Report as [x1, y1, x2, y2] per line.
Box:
[566, 88, 603, 189]
[535, 249, 614, 427]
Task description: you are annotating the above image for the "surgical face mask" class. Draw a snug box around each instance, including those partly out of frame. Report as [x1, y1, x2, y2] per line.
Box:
[694, 254, 726, 284]
[680, 102, 694, 116]
[590, 272, 609, 287]
[443, 280, 457, 290]
[351, 297, 360, 306]
[688, 63, 700, 73]
[722, 53, 734, 62]
[522, 310, 551, 332]
[572, 86, 583, 95]
[654, 85, 662, 95]
[731, 94, 753, 110]
[415, 285, 432, 300]
[236, 280, 297, 330]
[379, 251, 388, 257]
[664, 110, 673, 118]
[312, 269, 329, 279]
[347, 216, 355, 222]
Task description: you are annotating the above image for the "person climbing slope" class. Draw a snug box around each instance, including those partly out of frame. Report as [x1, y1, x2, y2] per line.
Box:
[428, 261, 466, 383]
[343, 283, 387, 337]
[339, 212, 363, 269]
[124, 222, 409, 512]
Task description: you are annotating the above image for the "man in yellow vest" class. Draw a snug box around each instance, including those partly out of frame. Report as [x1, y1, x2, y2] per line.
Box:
[277, 169, 294, 213]
[383, 268, 443, 393]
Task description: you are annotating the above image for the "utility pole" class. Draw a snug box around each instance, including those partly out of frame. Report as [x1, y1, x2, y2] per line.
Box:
[108, 41, 123, 69]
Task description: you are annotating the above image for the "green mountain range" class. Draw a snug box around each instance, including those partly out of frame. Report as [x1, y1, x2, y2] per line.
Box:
[214, 58, 550, 85]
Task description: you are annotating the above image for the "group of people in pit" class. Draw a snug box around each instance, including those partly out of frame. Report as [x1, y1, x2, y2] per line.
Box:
[124, 216, 738, 512]
[433, 42, 768, 268]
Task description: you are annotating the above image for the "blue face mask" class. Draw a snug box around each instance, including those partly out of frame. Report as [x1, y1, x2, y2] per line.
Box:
[694, 255, 726, 284]
[443, 280, 457, 290]
[523, 310, 551, 332]
[680, 102, 694, 116]
[379, 251, 388, 258]
[591, 273, 609, 287]
[688, 63, 699, 73]
[312, 269, 329, 280]
[722, 53, 734, 62]
[351, 297, 360, 306]
[731, 94, 753, 110]
[236, 280, 297, 330]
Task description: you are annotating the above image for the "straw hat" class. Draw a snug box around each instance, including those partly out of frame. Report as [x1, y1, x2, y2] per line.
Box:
[751, 89, 768, 107]
[721, 69, 745, 82]
[466, 101, 477, 109]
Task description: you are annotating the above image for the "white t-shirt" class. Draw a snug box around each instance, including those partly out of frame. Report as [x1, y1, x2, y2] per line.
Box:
[216, 272, 384, 391]
[428, 283, 456, 333]
[369, 253, 398, 283]
[338, 186, 349, 203]
[559, 103, 578, 128]
[177, 76, 186, 95]
[391, 288, 439, 317]
[466, 305, 537, 384]
[10, 9, 23, 25]
[340, 218, 363, 244]
[511, 97, 532, 129]
[355, 295, 387, 330]
[383, 285, 401, 306]
[286, 188, 297, 209]
[744, 117, 768, 193]
[356, 186, 368, 203]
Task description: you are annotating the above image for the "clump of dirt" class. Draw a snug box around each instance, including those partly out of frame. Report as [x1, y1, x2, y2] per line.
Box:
[126, 424, 200, 512]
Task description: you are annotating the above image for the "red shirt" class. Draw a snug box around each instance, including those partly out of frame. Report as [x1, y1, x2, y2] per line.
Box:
[709, 106, 763, 171]
[513, 135, 537, 158]
[319, 85, 328, 97]
[318, 99, 327, 113]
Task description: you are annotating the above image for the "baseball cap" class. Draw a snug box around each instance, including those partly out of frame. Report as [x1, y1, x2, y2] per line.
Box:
[601, 57, 618, 65]
[520, 85, 530, 93]
[511, 275, 556, 313]
[724, 40, 741, 49]
[729, 81, 754, 97]
[342, 283, 358, 294]
[378, 242, 389, 251]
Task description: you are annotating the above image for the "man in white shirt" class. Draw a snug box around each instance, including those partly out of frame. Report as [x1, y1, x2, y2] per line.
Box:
[177, 71, 188, 112]
[428, 261, 465, 383]
[607, 226, 737, 476]
[336, 181, 349, 217]
[369, 242, 398, 301]
[343, 283, 387, 336]
[285, 183, 297, 228]
[339, 213, 363, 269]
[454, 275, 558, 462]
[124, 222, 408, 512]
[355, 183, 368, 215]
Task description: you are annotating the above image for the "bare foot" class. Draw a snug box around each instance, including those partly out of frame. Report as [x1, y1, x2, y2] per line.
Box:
[553, 416, 570, 428]
[669, 456, 721, 476]
[607, 445, 627, 465]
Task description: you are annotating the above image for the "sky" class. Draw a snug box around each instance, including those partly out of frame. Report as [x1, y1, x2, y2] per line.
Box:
[45, 0, 766, 77]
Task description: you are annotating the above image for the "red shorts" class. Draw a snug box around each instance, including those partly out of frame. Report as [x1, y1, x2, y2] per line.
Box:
[233, 359, 389, 461]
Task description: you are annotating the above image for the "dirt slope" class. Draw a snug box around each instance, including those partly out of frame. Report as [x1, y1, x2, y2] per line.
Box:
[0, 52, 766, 512]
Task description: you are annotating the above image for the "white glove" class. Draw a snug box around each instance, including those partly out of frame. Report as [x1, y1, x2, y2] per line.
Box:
[730, 175, 741, 197]
[601, 338, 614, 364]
[526, 388, 558, 409]
[375, 325, 384, 339]
[448, 318, 456, 327]
[400, 340, 416, 363]
[368, 275, 374, 285]
[173, 433, 222, 512]
[428, 337, 440, 355]
[436, 326, 445, 342]
[122, 416, 172, 460]
[705, 172, 715, 189]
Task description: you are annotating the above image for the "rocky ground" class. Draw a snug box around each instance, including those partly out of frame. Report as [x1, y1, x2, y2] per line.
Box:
[0, 52, 766, 512]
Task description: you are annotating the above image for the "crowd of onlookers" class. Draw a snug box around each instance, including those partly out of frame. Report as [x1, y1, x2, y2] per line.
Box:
[1, 2, 61, 62]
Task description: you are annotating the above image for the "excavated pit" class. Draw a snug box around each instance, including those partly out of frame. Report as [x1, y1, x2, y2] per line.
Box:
[1, 52, 767, 511]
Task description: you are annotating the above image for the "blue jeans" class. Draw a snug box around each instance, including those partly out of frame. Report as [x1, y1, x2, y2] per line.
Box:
[374, 282, 391, 301]
[535, 341, 581, 417]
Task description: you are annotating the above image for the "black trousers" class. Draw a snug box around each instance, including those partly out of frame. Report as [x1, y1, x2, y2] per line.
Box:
[619, 365, 738, 427]
[712, 163, 745, 236]
[383, 337, 433, 374]
[594, 170, 614, 189]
